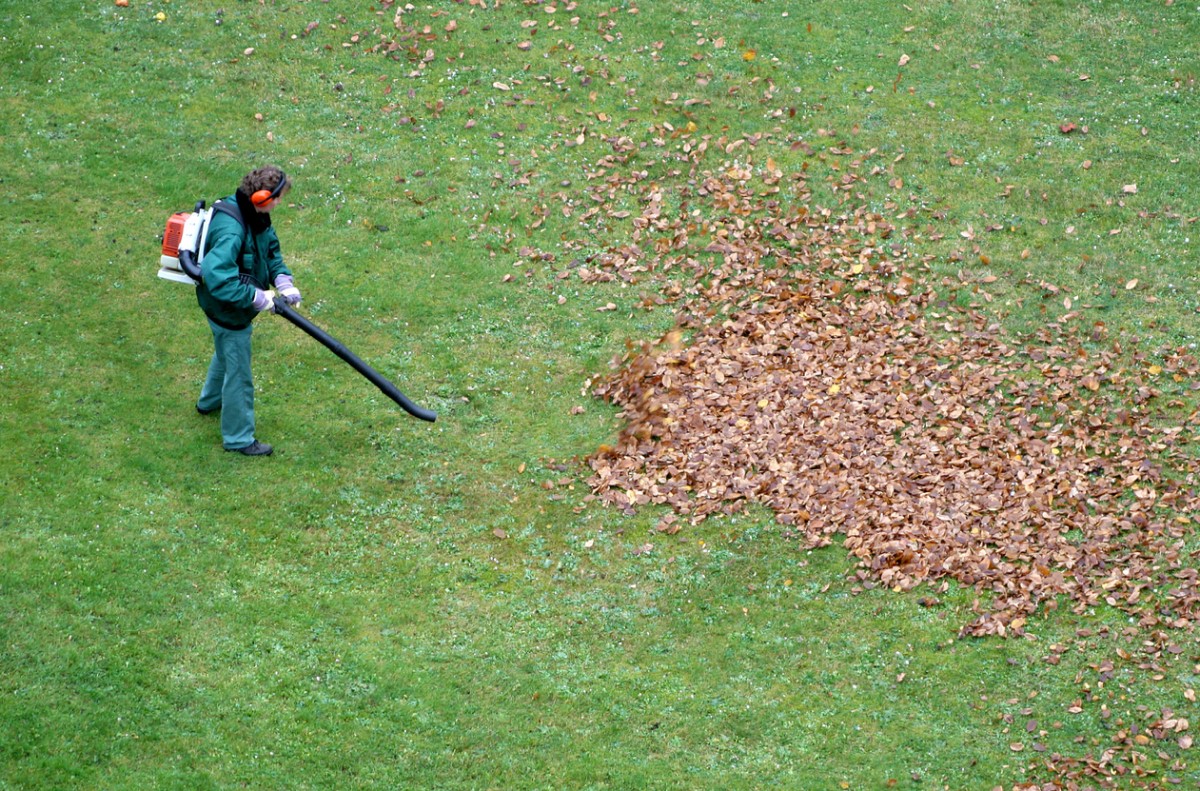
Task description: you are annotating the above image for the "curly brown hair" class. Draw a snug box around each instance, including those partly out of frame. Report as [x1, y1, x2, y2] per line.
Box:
[239, 165, 289, 197]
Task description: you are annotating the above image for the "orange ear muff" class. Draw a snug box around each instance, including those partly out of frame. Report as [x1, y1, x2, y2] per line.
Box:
[250, 173, 288, 207]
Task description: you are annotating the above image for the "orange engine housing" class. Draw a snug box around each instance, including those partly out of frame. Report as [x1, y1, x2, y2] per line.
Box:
[162, 212, 189, 257]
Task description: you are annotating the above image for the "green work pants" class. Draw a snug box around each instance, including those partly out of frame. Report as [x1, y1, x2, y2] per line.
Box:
[197, 320, 257, 450]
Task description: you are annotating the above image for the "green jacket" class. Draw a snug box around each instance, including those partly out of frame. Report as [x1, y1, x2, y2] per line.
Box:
[195, 195, 292, 330]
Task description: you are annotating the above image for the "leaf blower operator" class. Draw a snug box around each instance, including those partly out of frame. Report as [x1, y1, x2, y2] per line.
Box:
[159, 165, 435, 443]
[194, 165, 302, 457]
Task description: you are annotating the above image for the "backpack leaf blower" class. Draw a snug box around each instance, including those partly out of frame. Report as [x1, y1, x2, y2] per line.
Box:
[160, 202, 437, 422]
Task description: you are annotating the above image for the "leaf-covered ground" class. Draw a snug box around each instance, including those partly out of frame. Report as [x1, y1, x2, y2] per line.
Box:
[566, 145, 1199, 787]
[585, 156, 1200, 636]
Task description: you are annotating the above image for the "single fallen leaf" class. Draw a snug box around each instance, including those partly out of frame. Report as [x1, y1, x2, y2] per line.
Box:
[492, 528, 508, 539]
[1125, 279, 1138, 290]
[898, 53, 910, 67]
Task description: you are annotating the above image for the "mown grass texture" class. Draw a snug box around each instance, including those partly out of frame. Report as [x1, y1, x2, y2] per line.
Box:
[2, 1, 1199, 789]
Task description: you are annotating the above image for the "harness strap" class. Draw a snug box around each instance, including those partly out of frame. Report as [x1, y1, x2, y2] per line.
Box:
[213, 200, 243, 226]
[212, 200, 265, 287]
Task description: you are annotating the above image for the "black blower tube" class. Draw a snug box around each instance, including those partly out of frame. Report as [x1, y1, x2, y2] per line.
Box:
[179, 249, 203, 283]
[176, 201, 207, 283]
[272, 299, 437, 422]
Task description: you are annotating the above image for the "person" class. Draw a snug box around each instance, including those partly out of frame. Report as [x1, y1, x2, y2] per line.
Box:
[194, 165, 302, 456]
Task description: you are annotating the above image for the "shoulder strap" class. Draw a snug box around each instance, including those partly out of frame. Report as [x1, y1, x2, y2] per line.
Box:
[213, 200, 245, 228]
[212, 199, 267, 289]
[213, 198, 250, 269]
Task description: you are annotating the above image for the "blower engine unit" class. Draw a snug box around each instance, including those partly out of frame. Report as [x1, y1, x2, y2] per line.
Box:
[158, 206, 210, 284]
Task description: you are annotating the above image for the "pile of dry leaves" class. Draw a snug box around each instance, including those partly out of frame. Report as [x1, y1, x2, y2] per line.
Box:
[585, 163, 1200, 640]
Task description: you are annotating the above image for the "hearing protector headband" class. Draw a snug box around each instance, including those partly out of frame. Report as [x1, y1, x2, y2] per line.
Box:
[250, 172, 289, 208]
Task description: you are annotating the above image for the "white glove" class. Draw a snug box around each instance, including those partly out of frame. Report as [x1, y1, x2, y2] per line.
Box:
[275, 275, 302, 306]
[252, 289, 277, 313]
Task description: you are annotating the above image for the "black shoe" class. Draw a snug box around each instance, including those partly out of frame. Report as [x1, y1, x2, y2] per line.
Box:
[227, 440, 273, 456]
[196, 404, 220, 415]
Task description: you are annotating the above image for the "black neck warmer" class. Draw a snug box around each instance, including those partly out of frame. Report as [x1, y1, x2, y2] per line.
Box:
[235, 189, 273, 234]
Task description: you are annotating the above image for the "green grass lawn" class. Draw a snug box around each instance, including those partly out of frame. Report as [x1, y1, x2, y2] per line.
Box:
[2, 1, 1199, 788]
